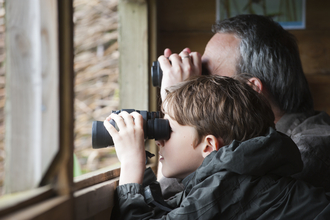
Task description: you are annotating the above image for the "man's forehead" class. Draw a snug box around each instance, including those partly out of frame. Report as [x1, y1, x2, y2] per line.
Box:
[202, 33, 240, 77]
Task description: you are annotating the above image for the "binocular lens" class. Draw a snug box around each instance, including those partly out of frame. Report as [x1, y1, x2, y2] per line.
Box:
[92, 121, 114, 149]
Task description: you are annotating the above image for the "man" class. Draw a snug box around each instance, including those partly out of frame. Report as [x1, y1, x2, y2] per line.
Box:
[158, 14, 330, 197]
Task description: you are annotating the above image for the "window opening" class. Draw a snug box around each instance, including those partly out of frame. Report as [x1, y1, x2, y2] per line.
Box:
[73, 0, 120, 175]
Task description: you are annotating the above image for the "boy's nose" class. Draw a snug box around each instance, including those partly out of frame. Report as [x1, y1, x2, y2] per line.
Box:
[155, 140, 165, 147]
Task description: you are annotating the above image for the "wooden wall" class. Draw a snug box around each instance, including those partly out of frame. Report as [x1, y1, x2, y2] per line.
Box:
[157, 0, 330, 114]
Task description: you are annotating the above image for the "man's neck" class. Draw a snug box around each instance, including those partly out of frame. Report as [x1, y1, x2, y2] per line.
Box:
[273, 108, 285, 124]
[270, 102, 285, 124]
[262, 89, 285, 124]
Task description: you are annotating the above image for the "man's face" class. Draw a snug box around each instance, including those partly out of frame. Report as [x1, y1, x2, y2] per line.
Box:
[202, 33, 241, 77]
[158, 114, 205, 180]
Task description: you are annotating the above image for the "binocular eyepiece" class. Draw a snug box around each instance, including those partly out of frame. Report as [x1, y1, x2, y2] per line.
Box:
[92, 109, 170, 149]
[151, 61, 163, 87]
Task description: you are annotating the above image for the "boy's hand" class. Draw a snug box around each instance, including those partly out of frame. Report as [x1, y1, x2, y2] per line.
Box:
[104, 111, 146, 185]
[158, 48, 202, 101]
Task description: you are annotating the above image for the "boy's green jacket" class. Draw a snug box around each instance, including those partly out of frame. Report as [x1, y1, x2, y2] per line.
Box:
[111, 127, 330, 219]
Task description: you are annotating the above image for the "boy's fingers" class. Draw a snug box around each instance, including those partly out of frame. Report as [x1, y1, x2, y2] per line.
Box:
[131, 112, 143, 128]
[103, 119, 118, 136]
[110, 113, 126, 129]
[105, 115, 111, 121]
[119, 111, 134, 126]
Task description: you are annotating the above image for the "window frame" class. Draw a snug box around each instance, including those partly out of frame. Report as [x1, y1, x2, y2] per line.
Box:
[0, 0, 158, 218]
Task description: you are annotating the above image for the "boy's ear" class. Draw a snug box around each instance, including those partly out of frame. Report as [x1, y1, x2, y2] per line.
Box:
[248, 77, 263, 93]
[202, 135, 224, 158]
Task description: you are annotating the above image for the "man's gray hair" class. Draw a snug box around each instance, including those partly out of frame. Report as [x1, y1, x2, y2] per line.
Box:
[212, 14, 313, 113]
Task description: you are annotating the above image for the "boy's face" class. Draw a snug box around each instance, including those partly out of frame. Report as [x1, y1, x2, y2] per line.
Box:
[157, 114, 205, 180]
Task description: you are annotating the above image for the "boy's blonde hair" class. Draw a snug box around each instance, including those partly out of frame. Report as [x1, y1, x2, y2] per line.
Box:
[162, 75, 275, 146]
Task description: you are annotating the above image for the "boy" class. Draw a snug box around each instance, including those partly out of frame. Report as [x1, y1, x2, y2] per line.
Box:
[105, 75, 330, 219]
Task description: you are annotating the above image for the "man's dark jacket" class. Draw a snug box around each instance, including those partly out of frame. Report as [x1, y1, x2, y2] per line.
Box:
[111, 128, 330, 219]
[276, 110, 330, 191]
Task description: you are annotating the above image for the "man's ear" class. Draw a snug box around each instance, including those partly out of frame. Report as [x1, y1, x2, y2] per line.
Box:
[202, 135, 224, 158]
[248, 77, 263, 93]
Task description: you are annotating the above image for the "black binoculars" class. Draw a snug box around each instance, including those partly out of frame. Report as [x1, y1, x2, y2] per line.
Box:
[92, 109, 170, 149]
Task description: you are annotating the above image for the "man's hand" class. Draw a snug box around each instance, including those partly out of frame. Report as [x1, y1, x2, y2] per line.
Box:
[104, 111, 146, 185]
[158, 48, 202, 101]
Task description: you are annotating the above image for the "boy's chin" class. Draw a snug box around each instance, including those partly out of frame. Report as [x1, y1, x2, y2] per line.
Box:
[162, 166, 191, 180]
[161, 170, 176, 179]
[161, 172, 172, 179]
[162, 171, 185, 180]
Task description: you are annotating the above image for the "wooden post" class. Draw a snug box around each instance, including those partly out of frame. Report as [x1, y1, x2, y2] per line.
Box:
[5, 0, 43, 193]
[147, 0, 159, 169]
[118, 0, 149, 110]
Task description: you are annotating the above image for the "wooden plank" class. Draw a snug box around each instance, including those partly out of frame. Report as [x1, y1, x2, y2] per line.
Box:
[74, 164, 157, 191]
[158, 32, 214, 56]
[1, 196, 73, 220]
[0, 186, 54, 217]
[158, 0, 330, 32]
[119, 0, 149, 110]
[291, 30, 330, 75]
[306, 0, 330, 29]
[158, 0, 216, 32]
[74, 178, 118, 220]
[75, 167, 156, 219]
[74, 167, 120, 191]
[306, 74, 330, 115]
[89, 207, 113, 220]
[5, 0, 43, 193]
